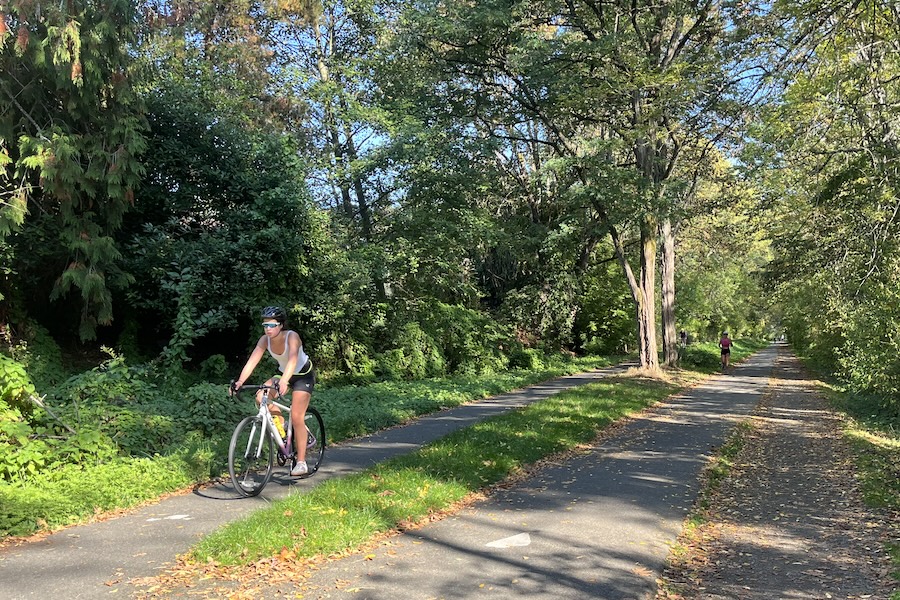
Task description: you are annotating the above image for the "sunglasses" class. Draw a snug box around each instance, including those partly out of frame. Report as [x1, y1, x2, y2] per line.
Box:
[261, 323, 281, 329]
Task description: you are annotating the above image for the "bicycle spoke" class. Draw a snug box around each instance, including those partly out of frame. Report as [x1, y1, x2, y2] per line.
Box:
[228, 416, 274, 496]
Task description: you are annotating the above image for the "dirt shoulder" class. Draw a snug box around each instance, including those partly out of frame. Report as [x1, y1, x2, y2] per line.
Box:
[658, 349, 898, 599]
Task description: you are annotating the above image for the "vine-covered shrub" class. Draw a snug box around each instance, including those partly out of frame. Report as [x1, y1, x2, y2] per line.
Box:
[835, 285, 900, 409]
[376, 322, 446, 380]
[508, 347, 545, 370]
[0, 355, 35, 416]
[419, 302, 512, 375]
[181, 382, 251, 437]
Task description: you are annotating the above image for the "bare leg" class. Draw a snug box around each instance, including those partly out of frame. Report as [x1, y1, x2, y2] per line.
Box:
[259, 377, 285, 432]
[291, 389, 311, 463]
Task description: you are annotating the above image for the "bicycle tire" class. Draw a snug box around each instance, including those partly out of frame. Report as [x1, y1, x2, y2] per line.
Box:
[301, 407, 326, 476]
[228, 415, 275, 497]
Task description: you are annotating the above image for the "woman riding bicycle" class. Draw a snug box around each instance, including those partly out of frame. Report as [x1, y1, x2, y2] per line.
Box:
[233, 306, 316, 476]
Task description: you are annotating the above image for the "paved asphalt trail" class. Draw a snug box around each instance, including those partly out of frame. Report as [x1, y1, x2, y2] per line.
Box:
[0, 362, 643, 599]
[280, 346, 778, 600]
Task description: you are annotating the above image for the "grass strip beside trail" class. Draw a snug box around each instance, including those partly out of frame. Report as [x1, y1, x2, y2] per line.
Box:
[192, 371, 696, 566]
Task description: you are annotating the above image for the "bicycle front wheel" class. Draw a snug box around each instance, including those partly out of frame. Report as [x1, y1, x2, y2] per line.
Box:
[228, 416, 275, 497]
[303, 407, 326, 476]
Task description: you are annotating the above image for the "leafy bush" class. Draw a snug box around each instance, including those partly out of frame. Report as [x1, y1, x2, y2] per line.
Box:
[181, 382, 251, 436]
[199, 354, 229, 381]
[375, 322, 446, 380]
[419, 302, 512, 375]
[52, 350, 157, 412]
[2, 320, 65, 390]
[0, 405, 47, 482]
[318, 335, 376, 381]
[508, 347, 545, 370]
[108, 409, 178, 457]
[835, 286, 900, 412]
[678, 342, 722, 370]
[0, 354, 35, 416]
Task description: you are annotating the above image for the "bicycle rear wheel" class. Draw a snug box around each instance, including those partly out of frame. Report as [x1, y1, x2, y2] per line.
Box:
[228, 415, 275, 496]
[302, 407, 326, 476]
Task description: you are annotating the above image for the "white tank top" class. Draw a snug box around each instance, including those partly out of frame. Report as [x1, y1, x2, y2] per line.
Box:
[267, 330, 310, 375]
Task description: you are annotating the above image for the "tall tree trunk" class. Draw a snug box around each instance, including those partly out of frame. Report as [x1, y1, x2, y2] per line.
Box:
[637, 216, 659, 369]
[342, 118, 373, 240]
[313, 21, 354, 220]
[660, 218, 678, 366]
[327, 115, 354, 217]
[605, 209, 659, 370]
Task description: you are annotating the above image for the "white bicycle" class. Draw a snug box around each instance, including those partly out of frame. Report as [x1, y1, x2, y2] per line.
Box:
[227, 381, 326, 497]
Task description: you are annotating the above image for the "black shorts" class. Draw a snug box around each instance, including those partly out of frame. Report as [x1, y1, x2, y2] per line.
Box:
[280, 362, 315, 393]
[720, 348, 730, 355]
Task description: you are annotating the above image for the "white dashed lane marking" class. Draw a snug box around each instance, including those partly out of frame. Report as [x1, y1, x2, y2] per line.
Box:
[485, 532, 531, 548]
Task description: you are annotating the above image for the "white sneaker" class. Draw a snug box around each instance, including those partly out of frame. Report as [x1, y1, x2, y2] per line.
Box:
[291, 460, 308, 476]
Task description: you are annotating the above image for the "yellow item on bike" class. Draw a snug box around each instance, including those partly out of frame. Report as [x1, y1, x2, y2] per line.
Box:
[274, 415, 287, 439]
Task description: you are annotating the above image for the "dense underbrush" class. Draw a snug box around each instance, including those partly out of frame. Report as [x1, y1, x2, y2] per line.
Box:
[0, 347, 624, 538]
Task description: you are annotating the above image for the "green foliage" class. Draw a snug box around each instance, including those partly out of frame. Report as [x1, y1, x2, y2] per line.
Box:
[41, 350, 165, 460]
[2, 320, 65, 390]
[0, 0, 146, 340]
[316, 334, 377, 382]
[0, 354, 35, 415]
[507, 347, 545, 370]
[0, 452, 203, 537]
[199, 355, 229, 381]
[834, 281, 900, 405]
[0, 404, 46, 482]
[157, 270, 226, 378]
[575, 259, 635, 354]
[676, 205, 773, 342]
[375, 322, 445, 380]
[180, 382, 250, 437]
[419, 302, 512, 375]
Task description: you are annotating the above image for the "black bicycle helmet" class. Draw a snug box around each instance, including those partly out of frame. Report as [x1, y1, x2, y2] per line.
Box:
[260, 306, 287, 324]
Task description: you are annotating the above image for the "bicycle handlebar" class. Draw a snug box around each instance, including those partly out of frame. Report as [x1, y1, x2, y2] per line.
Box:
[229, 380, 286, 399]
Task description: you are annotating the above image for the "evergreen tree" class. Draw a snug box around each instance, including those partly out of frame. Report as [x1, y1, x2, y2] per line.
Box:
[0, 0, 146, 339]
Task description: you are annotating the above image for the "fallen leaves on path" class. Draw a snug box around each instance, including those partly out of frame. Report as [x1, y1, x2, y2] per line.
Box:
[657, 352, 898, 600]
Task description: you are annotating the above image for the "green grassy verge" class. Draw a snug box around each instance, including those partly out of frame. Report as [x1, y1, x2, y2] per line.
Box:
[191, 370, 700, 565]
[314, 354, 624, 441]
[822, 385, 900, 596]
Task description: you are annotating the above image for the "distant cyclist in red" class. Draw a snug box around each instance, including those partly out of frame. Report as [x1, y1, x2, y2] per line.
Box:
[719, 331, 732, 369]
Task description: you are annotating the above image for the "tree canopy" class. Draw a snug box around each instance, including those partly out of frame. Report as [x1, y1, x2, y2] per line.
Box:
[0, 0, 897, 416]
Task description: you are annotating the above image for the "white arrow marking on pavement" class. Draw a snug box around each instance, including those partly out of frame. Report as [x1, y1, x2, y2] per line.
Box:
[486, 533, 531, 548]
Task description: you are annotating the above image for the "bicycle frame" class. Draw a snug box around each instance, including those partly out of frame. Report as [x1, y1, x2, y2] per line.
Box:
[228, 381, 326, 496]
[245, 385, 293, 457]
